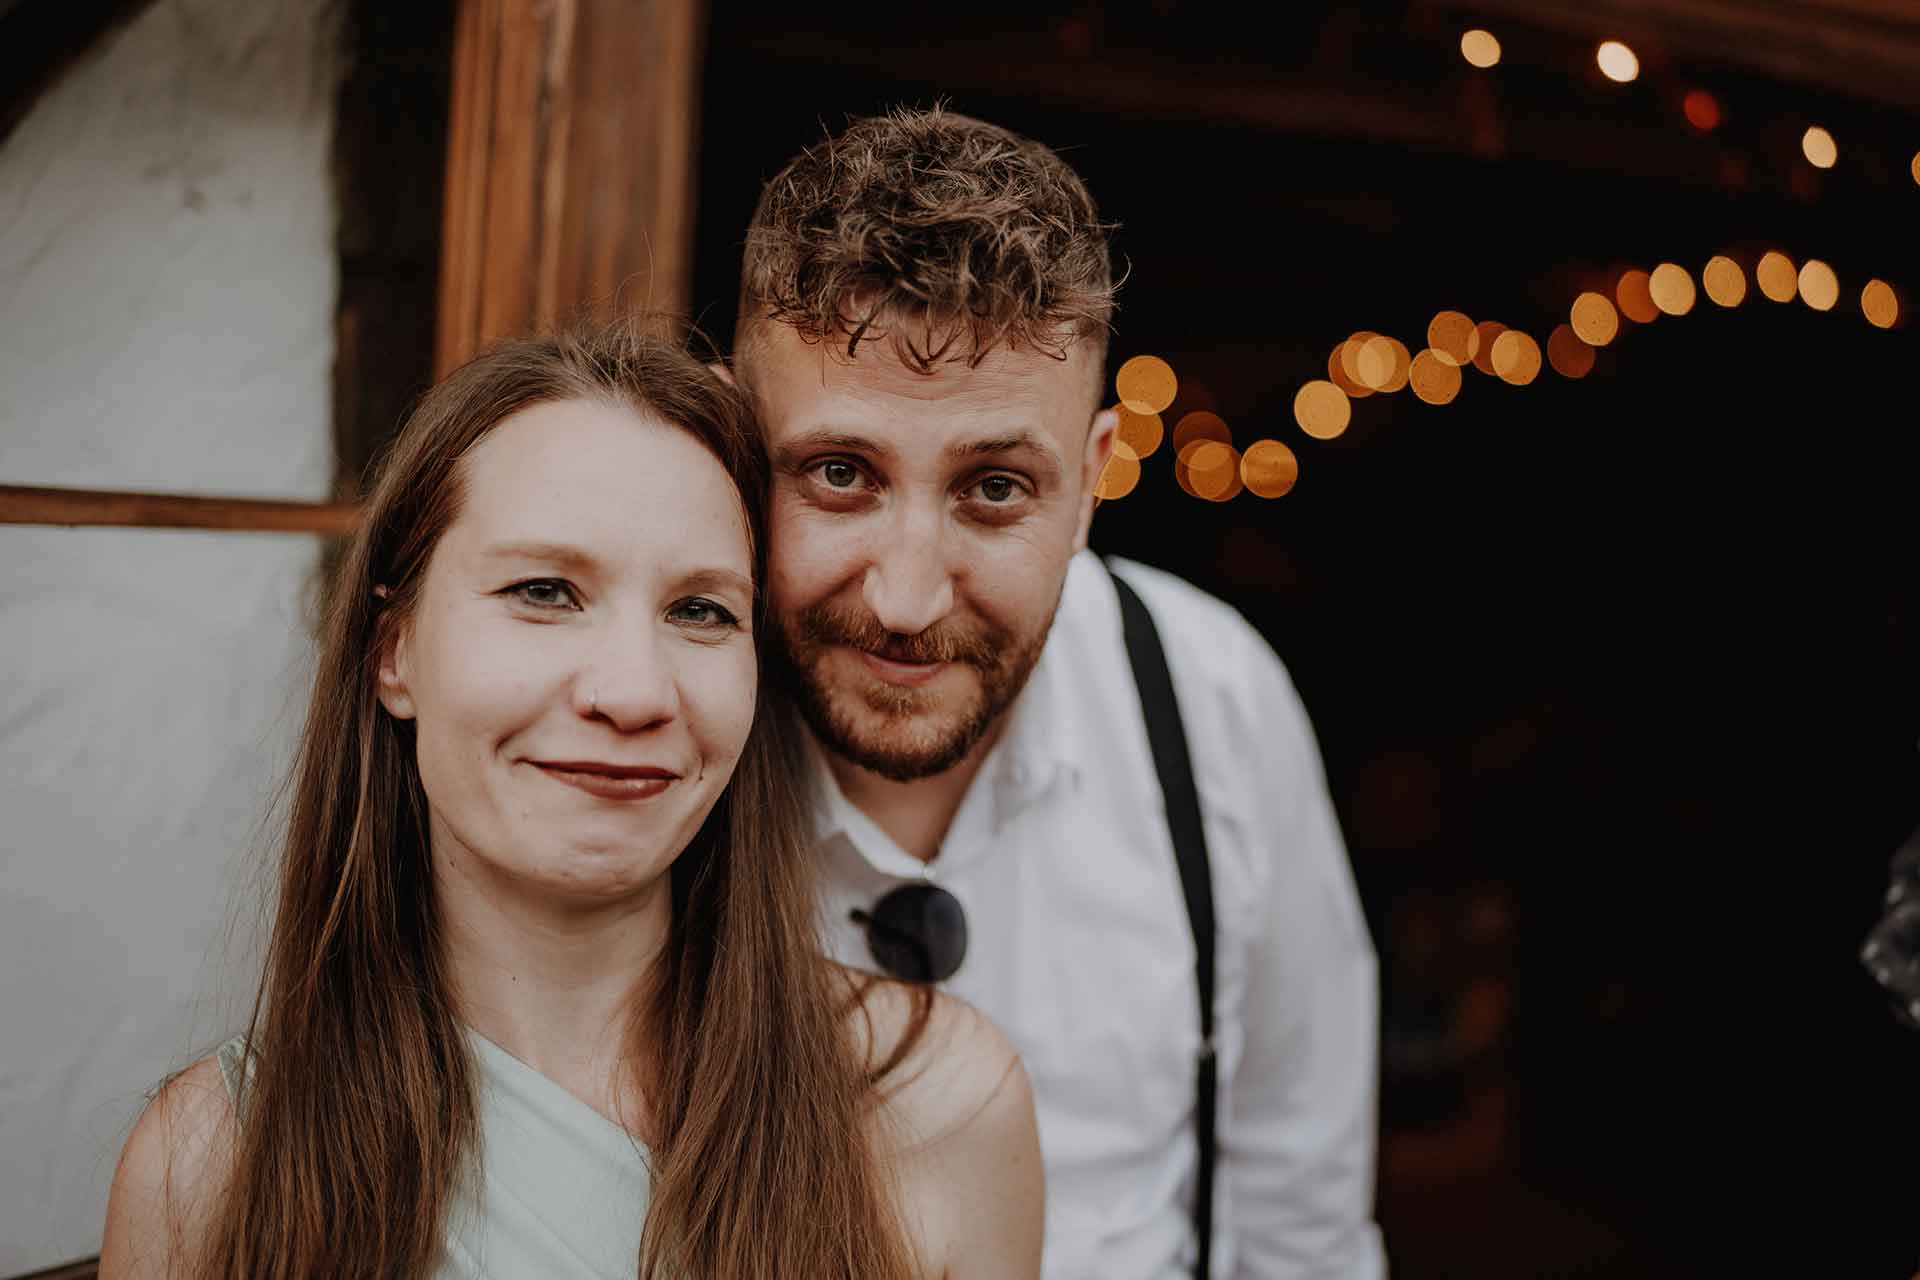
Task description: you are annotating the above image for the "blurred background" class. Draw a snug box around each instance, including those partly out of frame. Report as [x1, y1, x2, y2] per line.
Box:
[4, 0, 1918, 1275]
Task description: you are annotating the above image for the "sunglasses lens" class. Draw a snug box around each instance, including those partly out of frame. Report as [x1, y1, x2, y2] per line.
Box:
[860, 884, 968, 982]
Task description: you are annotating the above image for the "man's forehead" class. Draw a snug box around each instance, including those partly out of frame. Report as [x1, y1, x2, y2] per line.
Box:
[746, 318, 1101, 406]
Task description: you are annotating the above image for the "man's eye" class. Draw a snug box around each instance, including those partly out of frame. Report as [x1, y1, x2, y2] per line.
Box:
[973, 475, 1022, 503]
[818, 460, 861, 489]
[668, 597, 741, 629]
[504, 579, 579, 610]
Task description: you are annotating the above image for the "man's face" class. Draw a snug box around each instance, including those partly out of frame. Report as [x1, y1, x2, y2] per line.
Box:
[748, 322, 1116, 782]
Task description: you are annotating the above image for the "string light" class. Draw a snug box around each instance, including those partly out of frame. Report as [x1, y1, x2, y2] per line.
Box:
[1798, 259, 1839, 311]
[1682, 90, 1721, 131]
[1293, 381, 1352, 440]
[1491, 330, 1542, 385]
[1327, 341, 1373, 398]
[1357, 336, 1412, 393]
[1546, 324, 1595, 378]
[1912, 152, 1920, 187]
[1570, 292, 1619, 346]
[1470, 321, 1507, 375]
[1756, 251, 1798, 303]
[1240, 440, 1300, 498]
[1596, 41, 1639, 84]
[1428, 311, 1479, 366]
[1094, 450, 1141, 499]
[1460, 29, 1501, 69]
[1801, 126, 1838, 170]
[1862, 279, 1900, 329]
[1702, 256, 1746, 307]
[1616, 270, 1660, 323]
[1115, 355, 1178, 414]
[1409, 349, 1463, 404]
[1183, 441, 1241, 502]
[1113, 405, 1165, 460]
[1172, 410, 1231, 455]
[1649, 263, 1697, 316]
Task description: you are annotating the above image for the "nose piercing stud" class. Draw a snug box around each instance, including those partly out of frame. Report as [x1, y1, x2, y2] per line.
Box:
[588, 689, 598, 715]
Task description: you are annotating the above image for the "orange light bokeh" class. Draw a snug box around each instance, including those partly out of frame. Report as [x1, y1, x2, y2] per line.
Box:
[1491, 330, 1542, 385]
[1702, 256, 1746, 307]
[1241, 439, 1300, 498]
[1862, 279, 1900, 329]
[1327, 341, 1374, 398]
[1546, 324, 1596, 378]
[1293, 381, 1352, 440]
[1649, 263, 1697, 316]
[1801, 126, 1838, 170]
[1470, 321, 1507, 375]
[1409, 349, 1463, 405]
[1461, 29, 1501, 69]
[1596, 40, 1639, 83]
[1570, 292, 1619, 346]
[1093, 450, 1142, 500]
[1756, 251, 1798, 303]
[1115, 355, 1178, 415]
[1428, 311, 1479, 367]
[1682, 90, 1721, 131]
[1798, 259, 1839, 311]
[1616, 270, 1660, 323]
[1113, 405, 1165, 461]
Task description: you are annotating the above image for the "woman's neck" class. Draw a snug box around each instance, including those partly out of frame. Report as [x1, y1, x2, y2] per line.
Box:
[430, 833, 671, 1128]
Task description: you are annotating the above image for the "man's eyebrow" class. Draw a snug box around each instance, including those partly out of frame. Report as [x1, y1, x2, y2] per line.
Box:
[771, 430, 896, 466]
[947, 431, 1064, 478]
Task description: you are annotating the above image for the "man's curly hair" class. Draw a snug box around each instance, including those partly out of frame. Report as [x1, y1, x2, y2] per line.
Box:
[738, 106, 1116, 379]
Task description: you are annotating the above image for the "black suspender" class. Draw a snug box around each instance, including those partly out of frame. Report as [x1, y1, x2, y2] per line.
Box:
[1110, 564, 1218, 1280]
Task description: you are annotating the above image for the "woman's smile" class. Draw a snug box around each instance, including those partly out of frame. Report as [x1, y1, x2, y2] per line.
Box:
[528, 758, 681, 802]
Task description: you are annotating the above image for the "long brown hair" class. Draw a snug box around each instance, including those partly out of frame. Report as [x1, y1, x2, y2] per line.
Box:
[199, 321, 917, 1278]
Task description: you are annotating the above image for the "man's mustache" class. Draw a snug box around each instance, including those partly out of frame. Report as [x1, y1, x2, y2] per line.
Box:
[797, 602, 1002, 668]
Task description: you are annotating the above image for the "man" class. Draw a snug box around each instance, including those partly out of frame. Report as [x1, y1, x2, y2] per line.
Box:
[733, 106, 1385, 1279]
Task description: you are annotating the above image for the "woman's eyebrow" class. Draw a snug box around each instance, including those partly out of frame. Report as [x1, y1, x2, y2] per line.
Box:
[676, 567, 756, 601]
[480, 540, 598, 571]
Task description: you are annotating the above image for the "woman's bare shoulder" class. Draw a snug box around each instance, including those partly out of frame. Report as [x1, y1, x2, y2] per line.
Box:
[99, 1055, 238, 1278]
[839, 969, 1028, 1138]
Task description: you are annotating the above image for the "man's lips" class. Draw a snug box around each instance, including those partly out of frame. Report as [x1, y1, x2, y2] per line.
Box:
[850, 646, 951, 688]
[529, 760, 680, 801]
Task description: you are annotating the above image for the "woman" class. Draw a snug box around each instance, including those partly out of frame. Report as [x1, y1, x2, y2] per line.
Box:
[100, 324, 1042, 1279]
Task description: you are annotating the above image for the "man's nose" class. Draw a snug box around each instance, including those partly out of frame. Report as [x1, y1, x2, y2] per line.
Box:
[861, 502, 956, 636]
[575, 622, 680, 732]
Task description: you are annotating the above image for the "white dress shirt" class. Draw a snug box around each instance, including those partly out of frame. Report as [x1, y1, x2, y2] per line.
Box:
[810, 551, 1386, 1280]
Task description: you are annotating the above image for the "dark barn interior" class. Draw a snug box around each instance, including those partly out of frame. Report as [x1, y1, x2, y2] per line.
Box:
[689, 4, 1920, 1275]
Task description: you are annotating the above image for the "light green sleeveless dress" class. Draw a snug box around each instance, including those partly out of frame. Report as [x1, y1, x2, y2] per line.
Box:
[216, 1032, 653, 1278]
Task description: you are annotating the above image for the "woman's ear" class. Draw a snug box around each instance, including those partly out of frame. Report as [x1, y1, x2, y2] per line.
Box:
[375, 614, 417, 721]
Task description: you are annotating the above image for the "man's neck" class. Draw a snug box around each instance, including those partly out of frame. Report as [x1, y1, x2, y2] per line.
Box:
[824, 719, 1008, 862]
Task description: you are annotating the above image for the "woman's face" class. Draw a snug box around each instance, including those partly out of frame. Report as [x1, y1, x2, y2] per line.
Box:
[377, 397, 757, 905]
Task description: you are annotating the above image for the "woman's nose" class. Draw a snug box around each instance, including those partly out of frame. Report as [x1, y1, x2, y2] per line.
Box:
[573, 624, 679, 732]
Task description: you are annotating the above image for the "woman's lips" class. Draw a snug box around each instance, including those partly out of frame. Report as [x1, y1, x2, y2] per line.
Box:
[531, 761, 679, 801]
[854, 648, 950, 688]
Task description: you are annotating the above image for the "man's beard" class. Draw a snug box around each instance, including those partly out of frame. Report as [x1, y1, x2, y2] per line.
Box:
[771, 597, 1054, 783]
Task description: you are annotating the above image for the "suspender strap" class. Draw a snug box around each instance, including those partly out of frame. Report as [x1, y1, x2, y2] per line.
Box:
[1110, 565, 1217, 1280]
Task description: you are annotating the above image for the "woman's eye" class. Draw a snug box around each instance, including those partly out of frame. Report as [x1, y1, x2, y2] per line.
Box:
[505, 579, 579, 610]
[669, 597, 741, 629]
[818, 460, 861, 489]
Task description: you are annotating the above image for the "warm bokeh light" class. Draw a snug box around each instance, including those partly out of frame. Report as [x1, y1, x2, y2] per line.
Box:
[1682, 89, 1721, 131]
[1115, 355, 1178, 415]
[1912, 152, 1920, 187]
[1409, 349, 1463, 405]
[1327, 341, 1373, 398]
[1798, 259, 1839, 311]
[1649, 263, 1697, 316]
[1428, 310, 1479, 366]
[1293, 380, 1352, 440]
[1546, 324, 1595, 378]
[1338, 331, 1380, 391]
[1461, 29, 1501, 69]
[1491, 330, 1541, 385]
[1701, 256, 1746, 307]
[1357, 336, 1412, 393]
[1093, 450, 1141, 500]
[1113, 405, 1165, 460]
[1569, 292, 1619, 346]
[1240, 439, 1300, 498]
[1615, 270, 1659, 324]
[1862, 279, 1900, 329]
[1801, 126, 1838, 169]
[1470, 321, 1507, 375]
[1183, 441, 1241, 501]
[1596, 40, 1639, 83]
[1172, 410, 1231, 455]
[1756, 251, 1798, 303]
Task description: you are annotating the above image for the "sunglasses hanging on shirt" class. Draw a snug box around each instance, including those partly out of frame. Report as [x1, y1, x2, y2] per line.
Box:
[851, 883, 968, 982]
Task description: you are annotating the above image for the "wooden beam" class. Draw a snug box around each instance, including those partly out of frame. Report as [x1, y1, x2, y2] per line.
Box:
[435, 0, 704, 377]
[0, 485, 360, 535]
